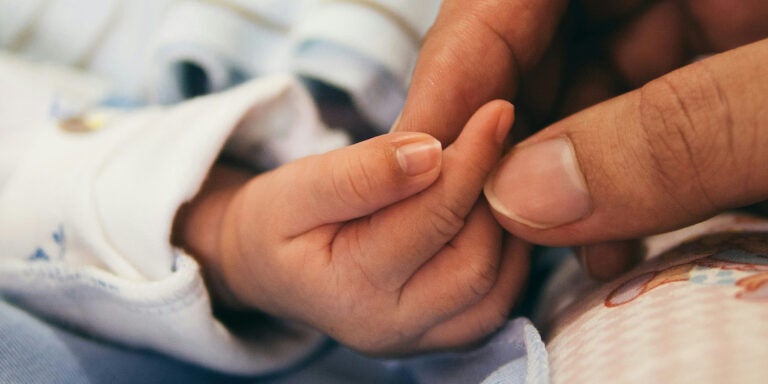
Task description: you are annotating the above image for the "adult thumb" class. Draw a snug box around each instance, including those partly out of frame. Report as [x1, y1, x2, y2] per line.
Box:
[484, 38, 768, 246]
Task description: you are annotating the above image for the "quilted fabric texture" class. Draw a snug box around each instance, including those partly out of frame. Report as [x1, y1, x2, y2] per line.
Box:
[546, 215, 768, 383]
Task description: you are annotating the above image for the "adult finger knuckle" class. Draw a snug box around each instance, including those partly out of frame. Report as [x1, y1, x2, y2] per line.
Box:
[637, 68, 735, 211]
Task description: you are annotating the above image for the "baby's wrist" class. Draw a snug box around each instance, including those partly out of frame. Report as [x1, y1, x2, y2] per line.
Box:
[172, 164, 253, 309]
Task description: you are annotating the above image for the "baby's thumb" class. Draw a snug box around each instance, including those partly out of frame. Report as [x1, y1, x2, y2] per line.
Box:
[265, 132, 443, 236]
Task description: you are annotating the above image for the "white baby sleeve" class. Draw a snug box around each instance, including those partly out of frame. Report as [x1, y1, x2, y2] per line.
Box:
[290, 0, 442, 131]
[146, 0, 291, 104]
[145, 0, 318, 102]
[0, 73, 336, 375]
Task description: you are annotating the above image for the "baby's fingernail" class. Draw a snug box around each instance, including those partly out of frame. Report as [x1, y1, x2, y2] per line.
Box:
[396, 136, 442, 176]
[485, 137, 592, 229]
[496, 102, 515, 145]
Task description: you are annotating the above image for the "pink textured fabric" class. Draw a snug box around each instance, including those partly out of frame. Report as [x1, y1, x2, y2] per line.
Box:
[546, 215, 768, 383]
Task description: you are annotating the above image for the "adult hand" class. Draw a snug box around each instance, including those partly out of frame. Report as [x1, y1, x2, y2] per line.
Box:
[400, 0, 768, 280]
[392, 0, 567, 143]
[485, 37, 768, 279]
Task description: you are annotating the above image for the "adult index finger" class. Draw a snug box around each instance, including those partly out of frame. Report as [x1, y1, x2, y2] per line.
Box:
[394, 0, 566, 144]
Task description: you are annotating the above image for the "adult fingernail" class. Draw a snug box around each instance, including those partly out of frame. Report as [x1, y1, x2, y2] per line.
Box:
[485, 137, 592, 229]
[396, 136, 442, 176]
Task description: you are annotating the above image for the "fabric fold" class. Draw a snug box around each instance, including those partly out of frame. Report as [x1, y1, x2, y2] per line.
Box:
[0, 74, 347, 375]
[402, 317, 550, 384]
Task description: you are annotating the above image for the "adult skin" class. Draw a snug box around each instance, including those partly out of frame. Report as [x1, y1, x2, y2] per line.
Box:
[396, 0, 768, 279]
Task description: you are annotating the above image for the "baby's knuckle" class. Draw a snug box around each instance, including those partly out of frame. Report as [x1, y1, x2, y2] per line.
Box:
[475, 306, 509, 337]
[344, 322, 411, 355]
[464, 254, 498, 299]
[427, 203, 466, 240]
[332, 156, 377, 206]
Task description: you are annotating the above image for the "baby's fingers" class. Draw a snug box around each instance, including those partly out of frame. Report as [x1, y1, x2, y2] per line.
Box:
[337, 101, 515, 291]
[414, 236, 530, 351]
[251, 132, 442, 237]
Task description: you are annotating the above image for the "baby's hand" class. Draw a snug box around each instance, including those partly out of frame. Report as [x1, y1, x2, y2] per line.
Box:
[175, 101, 528, 355]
